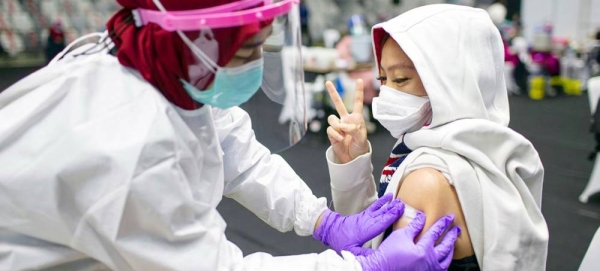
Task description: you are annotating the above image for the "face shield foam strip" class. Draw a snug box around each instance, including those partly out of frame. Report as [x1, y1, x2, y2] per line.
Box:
[133, 0, 298, 31]
[154, 0, 267, 16]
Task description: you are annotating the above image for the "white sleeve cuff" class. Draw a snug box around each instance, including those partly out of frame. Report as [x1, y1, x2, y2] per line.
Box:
[326, 141, 374, 191]
[294, 192, 328, 236]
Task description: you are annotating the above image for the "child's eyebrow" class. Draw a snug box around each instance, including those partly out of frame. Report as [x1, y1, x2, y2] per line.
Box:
[384, 62, 416, 71]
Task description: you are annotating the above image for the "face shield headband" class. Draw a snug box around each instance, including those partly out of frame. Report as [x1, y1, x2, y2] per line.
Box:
[133, 0, 298, 31]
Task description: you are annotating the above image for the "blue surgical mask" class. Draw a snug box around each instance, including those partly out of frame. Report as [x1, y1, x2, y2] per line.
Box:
[182, 58, 264, 109]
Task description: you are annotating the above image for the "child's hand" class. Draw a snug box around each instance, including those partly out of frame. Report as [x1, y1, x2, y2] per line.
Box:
[325, 79, 369, 164]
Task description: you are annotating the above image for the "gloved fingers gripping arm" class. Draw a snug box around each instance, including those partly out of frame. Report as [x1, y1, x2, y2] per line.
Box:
[436, 229, 459, 268]
[356, 212, 461, 271]
[418, 212, 462, 264]
[313, 193, 405, 256]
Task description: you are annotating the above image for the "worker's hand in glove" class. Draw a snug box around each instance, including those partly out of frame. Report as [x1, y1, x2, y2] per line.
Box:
[313, 193, 404, 255]
[325, 79, 369, 164]
[356, 212, 461, 271]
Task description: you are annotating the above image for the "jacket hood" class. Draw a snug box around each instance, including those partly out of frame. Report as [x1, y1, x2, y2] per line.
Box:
[372, 4, 509, 128]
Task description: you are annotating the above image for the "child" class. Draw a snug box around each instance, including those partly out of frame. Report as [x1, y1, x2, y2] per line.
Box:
[324, 4, 548, 270]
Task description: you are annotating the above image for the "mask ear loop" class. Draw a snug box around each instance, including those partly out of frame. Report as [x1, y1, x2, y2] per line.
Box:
[151, 0, 220, 73]
[70, 32, 114, 56]
[71, 15, 132, 58]
[48, 32, 104, 65]
[53, 15, 132, 61]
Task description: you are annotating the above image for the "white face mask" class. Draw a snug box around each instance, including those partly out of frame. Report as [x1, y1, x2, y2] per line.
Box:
[372, 85, 432, 138]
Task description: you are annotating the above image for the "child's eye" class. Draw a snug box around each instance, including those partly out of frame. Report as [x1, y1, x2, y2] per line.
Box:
[376, 76, 387, 81]
[393, 78, 409, 84]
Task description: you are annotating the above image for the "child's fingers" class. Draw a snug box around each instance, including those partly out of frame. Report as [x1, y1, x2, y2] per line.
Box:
[327, 126, 344, 142]
[328, 115, 342, 131]
[325, 81, 349, 116]
[353, 79, 364, 114]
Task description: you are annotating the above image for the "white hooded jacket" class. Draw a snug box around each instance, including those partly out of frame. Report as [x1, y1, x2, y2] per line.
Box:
[327, 4, 549, 270]
[0, 42, 363, 270]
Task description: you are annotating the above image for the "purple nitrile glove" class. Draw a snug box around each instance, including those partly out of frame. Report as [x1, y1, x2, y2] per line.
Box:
[313, 193, 404, 256]
[356, 212, 461, 271]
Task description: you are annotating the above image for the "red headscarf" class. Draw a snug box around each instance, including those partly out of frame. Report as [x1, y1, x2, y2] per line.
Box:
[107, 0, 268, 110]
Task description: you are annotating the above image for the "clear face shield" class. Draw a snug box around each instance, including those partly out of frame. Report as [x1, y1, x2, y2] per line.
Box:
[135, 0, 307, 152]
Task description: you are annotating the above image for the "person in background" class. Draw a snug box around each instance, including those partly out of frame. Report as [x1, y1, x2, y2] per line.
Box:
[45, 21, 66, 63]
[299, 1, 311, 46]
[589, 29, 600, 77]
[335, 14, 379, 133]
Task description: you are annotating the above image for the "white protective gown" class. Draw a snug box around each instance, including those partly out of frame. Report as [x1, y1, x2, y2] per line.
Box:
[327, 5, 549, 271]
[0, 45, 362, 270]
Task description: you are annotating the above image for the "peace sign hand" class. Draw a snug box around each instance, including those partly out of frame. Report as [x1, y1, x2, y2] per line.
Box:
[325, 79, 369, 164]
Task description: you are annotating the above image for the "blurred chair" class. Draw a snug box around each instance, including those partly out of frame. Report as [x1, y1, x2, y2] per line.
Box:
[40, 0, 60, 22]
[323, 29, 340, 49]
[0, 13, 7, 30]
[0, 30, 24, 57]
[1, 0, 24, 14]
[12, 13, 34, 33]
[579, 226, 600, 271]
[581, 76, 600, 203]
[24, 30, 40, 52]
[587, 77, 600, 114]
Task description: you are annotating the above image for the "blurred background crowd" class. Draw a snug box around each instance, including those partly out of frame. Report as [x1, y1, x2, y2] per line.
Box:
[0, 0, 118, 64]
[1, 0, 599, 107]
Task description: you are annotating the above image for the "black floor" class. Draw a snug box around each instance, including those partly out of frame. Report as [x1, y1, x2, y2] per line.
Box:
[2, 67, 600, 270]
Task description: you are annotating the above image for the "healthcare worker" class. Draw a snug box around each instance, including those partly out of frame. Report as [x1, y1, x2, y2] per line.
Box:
[325, 4, 549, 271]
[0, 0, 460, 270]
